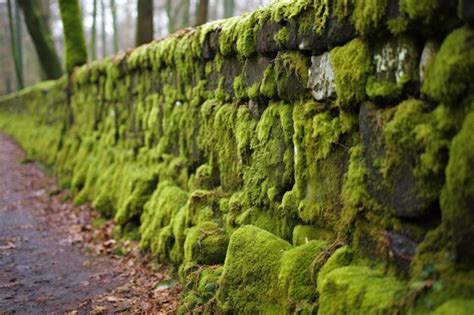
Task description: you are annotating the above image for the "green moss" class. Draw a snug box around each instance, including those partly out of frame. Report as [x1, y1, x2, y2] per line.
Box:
[58, 0, 88, 72]
[183, 221, 229, 265]
[432, 299, 474, 315]
[316, 246, 353, 289]
[400, 0, 438, 22]
[318, 266, 403, 314]
[366, 76, 402, 101]
[218, 225, 291, 313]
[278, 240, 327, 311]
[440, 112, 474, 259]
[139, 181, 188, 256]
[422, 27, 474, 106]
[274, 26, 289, 46]
[275, 52, 309, 101]
[232, 75, 248, 99]
[259, 63, 277, 98]
[330, 38, 372, 108]
[292, 225, 333, 245]
[352, 0, 388, 36]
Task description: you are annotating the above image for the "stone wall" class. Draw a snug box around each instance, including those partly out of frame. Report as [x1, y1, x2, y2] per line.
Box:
[1, 0, 474, 313]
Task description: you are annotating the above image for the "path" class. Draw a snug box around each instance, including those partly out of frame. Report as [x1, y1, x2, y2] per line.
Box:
[0, 133, 180, 314]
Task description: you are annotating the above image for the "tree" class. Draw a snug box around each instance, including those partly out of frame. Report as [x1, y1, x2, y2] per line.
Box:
[101, 0, 106, 58]
[110, 0, 119, 53]
[58, 0, 88, 72]
[195, 0, 209, 26]
[90, 0, 97, 60]
[136, 0, 154, 46]
[7, 0, 23, 89]
[17, 0, 62, 80]
[224, 0, 235, 18]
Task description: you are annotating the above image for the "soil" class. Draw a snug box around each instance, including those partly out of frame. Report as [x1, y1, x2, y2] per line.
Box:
[0, 133, 181, 314]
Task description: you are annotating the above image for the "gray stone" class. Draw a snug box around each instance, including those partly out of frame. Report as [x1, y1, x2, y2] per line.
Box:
[202, 29, 221, 60]
[243, 56, 272, 87]
[248, 100, 267, 119]
[359, 102, 435, 218]
[256, 22, 282, 54]
[372, 36, 420, 85]
[326, 16, 356, 48]
[222, 58, 243, 95]
[308, 52, 336, 101]
[275, 52, 310, 102]
[419, 40, 439, 82]
[387, 231, 417, 273]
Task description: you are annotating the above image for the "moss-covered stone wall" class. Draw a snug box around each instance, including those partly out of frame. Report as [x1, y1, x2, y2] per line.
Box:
[1, 0, 474, 313]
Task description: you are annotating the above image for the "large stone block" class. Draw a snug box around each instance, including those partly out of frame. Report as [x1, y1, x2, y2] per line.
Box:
[256, 21, 282, 54]
[307, 52, 336, 101]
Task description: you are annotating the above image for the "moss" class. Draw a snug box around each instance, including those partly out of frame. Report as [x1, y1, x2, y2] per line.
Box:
[244, 101, 294, 206]
[330, 38, 372, 108]
[352, 0, 388, 36]
[432, 299, 474, 315]
[278, 240, 327, 311]
[183, 221, 229, 265]
[292, 224, 333, 245]
[232, 75, 248, 99]
[259, 63, 277, 98]
[440, 112, 474, 259]
[316, 246, 353, 289]
[274, 26, 289, 46]
[58, 0, 88, 72]
[318, 266, 404, 314]
[218, 225, 291, 313]
[139, 181, 188, 256]
[422, 27, 474, 106]
[366, 77, 403, 102]
[275, 51, 309, 101]
[400, 0, 438, 22]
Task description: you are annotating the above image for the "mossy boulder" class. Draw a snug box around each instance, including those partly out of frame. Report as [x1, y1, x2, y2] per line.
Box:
[432, 299, 474, 315]
[184, 221, 229, 265]
[318, 266, 403, 314]
[218, 225, 291, 313]
[441, 112, 474, 259]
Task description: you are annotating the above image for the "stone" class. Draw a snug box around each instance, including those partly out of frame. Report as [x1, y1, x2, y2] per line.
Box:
[256, 22, 282, 54]
[243, 56, 272, 87]
[222, 58, 243, 95]
[248, 100, 267, 119]
[386, 231, 417, 273]
[419, 40, 439, 82]
[359, 102, 435, 218]
[373, 36, 420, 85]
[275, 51, 310, 102]
[308, 52, 336, 101]
[326, 16, 356, 48]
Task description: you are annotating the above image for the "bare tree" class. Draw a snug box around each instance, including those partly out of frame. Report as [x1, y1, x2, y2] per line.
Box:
[90, 0, 97, 60]
[7, 0, 23, 89]
[135, 0, 154, 46]
[101, 0, 106, 58]
[110, 0, 119, 52]
[17, 0, 62, 80]
[195, 0, 209, 26]
[224, 0, 234, 18]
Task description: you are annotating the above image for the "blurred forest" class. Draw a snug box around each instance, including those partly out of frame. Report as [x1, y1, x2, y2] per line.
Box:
[0, 0, 270, 95]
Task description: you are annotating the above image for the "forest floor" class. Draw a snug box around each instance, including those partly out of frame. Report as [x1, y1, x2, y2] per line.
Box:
[0, 133, 181, 314]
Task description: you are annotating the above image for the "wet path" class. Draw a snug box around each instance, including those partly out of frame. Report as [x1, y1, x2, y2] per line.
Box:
[0, 133, 124, 314]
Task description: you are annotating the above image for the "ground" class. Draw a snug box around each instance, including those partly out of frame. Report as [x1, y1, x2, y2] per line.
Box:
[0, 133, 181, 314]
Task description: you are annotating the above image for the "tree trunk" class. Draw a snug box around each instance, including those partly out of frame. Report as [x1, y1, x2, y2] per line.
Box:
[17, 0, 62, 80]
[166, 0, 175, 33]
[135, 0, 154, 46]
[180, 0, 190, 29]
[90, 0, 97, 60]
[101, 0, 106, 58]
[7, 0, 24, 89]
[224, 0, 234, 18]
[58, 0, 88, 72]
[195, 0, 209, 27]
[110, 0, 119, 52]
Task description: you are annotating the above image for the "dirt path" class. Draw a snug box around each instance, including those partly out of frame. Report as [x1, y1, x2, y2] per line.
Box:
[0, 133, 180, 314]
